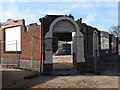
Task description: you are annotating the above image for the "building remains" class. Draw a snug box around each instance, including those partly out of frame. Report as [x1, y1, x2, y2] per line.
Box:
[0, 15, 119, 73]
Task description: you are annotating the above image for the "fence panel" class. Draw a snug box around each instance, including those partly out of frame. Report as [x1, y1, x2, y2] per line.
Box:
[31, 35, 41, 72]
[0, 40, 19, 67]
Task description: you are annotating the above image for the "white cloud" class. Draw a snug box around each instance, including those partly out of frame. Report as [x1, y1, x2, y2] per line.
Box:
[0, 2, 18, 20]
[0, 2, 41, 25]
[0, 1, 118, 31]
[42, 10, 66, 15]
[0, 2, 82, 24]
[83, 13, 98, 24]
[39, 3, 84, 16]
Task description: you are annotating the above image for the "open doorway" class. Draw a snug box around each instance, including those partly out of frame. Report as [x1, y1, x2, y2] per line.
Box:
[43, 17, 85, 73]
[52, 32, 75, 72]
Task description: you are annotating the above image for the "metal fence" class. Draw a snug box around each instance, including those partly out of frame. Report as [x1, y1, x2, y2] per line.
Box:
[0, 40, 19, 66]
[119, 44, 120, 55]
[0, 36, 41, 72]
[0, 34, 119, 71]
[30, 35, 41, 72]
[0, 40, 1, 64]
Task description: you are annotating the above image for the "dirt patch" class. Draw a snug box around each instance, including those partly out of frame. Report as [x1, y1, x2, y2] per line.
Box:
[1, 59, 119, 89]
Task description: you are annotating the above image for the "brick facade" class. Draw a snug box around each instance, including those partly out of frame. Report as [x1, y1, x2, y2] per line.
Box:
[1, 19, 42, 71]
[20, 23, 41, 60]
[1, 19, 24, 59]
[1, 15, 119, 72]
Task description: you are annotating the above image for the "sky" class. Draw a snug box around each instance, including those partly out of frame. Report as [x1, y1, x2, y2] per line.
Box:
[0, 0, 119, 31]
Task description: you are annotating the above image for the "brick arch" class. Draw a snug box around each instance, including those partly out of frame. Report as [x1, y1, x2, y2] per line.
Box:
[44, 17, 85, 72]
[45, 17, 83, 38]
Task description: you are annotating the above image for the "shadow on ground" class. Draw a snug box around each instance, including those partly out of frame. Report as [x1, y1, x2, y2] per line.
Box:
[2, 56, 120, 89]
[2, 70, 57, 89]
[96, 56, 120, 76]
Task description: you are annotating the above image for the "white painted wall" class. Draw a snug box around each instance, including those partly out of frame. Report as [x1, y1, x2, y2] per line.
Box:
[101, 32, 109, 49]
[5, 26, 21, 51]
[53, 20, 75, 33]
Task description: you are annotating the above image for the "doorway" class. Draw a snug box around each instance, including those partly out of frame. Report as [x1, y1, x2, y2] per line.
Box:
[43, 17, 85, 73]
[52, 32, 74, 72]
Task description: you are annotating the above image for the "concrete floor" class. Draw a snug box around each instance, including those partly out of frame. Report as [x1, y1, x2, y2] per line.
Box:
[53, 55, 75, 71]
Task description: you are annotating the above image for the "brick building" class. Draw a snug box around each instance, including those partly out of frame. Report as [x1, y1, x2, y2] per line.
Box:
[1, 19, 41, 71]
[39, 15, 102, 72]
[98, 31, 119, 60]
[0, 15, 119, 73]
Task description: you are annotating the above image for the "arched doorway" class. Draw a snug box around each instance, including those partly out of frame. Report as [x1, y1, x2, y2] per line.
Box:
[44, 17, 85, 72]
[93, 31, 99, 71]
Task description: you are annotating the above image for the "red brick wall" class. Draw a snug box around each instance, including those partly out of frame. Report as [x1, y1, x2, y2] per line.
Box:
[1, 19, 42, 61]
[39, 15, 64, 60]
[77, 21, 99, 59]
[20, 23, 41, 60]
[1, 19, 24, 59]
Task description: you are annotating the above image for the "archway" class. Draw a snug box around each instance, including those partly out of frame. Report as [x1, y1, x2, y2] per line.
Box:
[44, 17, 85, 72]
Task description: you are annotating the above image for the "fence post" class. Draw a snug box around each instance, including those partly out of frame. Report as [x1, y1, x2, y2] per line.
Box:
[0, 40, 1, 64]
[0, 40, 2, 90]
[15, 40, 20, 68]
[16, 40, 17, 61]
[31, 35, 34, 69]
[0, 41, 3, 65]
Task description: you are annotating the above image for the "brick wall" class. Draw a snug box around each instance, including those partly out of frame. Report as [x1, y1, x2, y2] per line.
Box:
[40, 15, 100, 60]
[1, 19, 42, 61]
[20, 23, 41, 60]
[76, 20, 99, 60]
[1, 19, 24, 59]
[39, 15, 64, 60]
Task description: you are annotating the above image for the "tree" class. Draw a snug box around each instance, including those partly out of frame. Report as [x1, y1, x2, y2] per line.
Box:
[109, 26, 120, 38]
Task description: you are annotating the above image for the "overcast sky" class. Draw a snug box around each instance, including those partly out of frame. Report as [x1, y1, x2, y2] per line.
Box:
[0, 0, 119, 31]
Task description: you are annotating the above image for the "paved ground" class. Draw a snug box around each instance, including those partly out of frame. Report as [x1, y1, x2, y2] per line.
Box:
[53, 55, 74, 71]
[1, 55, 120, 89]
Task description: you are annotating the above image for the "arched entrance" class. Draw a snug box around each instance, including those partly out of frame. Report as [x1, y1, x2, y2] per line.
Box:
[93, 31, 99, 71]
[44, 17, 85, 72]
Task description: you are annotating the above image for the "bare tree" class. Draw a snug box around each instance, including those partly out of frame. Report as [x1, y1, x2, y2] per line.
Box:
[109, 26, 120, 38]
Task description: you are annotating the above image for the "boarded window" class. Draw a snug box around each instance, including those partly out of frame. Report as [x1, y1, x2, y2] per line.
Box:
[5, 26, 21, 51]
[101, 31, 109, 49]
